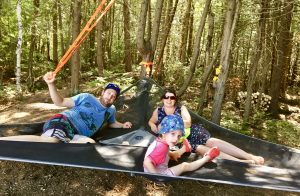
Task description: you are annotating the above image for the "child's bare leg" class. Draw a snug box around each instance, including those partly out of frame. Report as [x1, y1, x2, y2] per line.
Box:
[205, 138, 264, 165]
[170, 156, 211, 176]
[0, 135, 60, 143]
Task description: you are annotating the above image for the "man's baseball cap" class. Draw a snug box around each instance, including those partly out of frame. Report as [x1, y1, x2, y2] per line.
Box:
[104, 83, 121, 97]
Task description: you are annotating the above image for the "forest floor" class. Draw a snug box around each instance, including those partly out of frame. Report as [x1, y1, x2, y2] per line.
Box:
[0, 88, 299, 195]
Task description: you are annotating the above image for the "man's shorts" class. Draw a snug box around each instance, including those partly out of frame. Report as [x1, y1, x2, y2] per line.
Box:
[42, 114, 76, 143]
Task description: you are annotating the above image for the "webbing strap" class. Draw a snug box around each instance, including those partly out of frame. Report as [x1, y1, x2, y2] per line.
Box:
[54, 0, 116, 74]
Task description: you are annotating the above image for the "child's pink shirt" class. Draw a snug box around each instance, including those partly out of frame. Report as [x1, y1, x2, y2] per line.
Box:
[144, 138, 175, 176]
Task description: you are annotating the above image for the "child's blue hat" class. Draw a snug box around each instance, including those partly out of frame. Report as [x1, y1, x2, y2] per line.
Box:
[158, 114, 185, 135]
[105, 83, 121, 97]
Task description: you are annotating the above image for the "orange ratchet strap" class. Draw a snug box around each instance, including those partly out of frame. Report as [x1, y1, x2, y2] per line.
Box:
[54, 0, 115, 74]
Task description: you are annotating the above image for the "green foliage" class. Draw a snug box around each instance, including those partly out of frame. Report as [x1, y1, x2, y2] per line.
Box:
[220, 108, 300, 148]
[109, 40, 125, 67]
[262, 120, 300, 148]
[0, 83, 20, 101]
[164, 61, 189, 86]
[221, 110, 252, 136]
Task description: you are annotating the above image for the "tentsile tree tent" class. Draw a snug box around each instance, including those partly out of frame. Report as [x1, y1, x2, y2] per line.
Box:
[0, 79, 299, 193]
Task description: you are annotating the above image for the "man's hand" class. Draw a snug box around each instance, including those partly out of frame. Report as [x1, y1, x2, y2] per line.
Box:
[43, 72, 56, 84]
[122, 122, 132, 128]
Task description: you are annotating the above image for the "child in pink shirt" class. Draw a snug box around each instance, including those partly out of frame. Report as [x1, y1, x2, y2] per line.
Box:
[144, 114, 220, 176]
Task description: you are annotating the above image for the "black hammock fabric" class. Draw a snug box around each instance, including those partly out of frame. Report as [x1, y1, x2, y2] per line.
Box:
[0, 78, 299, 193]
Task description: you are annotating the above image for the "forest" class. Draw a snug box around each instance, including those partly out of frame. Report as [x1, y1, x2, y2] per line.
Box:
[0, 0, 299, 195]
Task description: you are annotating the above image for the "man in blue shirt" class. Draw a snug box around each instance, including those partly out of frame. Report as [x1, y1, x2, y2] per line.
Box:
[0, 72, 132, 143]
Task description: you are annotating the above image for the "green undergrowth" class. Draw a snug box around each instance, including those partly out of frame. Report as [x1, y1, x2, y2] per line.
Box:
[221, 110, 300, 148]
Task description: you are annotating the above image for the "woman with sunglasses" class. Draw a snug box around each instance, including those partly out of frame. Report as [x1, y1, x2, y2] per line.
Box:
[148, 88, 264, 165]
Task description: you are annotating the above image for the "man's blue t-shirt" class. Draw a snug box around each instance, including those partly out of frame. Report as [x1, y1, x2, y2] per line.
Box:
[61, 93, 116, 137]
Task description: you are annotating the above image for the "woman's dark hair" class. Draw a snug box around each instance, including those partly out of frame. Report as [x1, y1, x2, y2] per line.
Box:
[160, 88, 177, 100]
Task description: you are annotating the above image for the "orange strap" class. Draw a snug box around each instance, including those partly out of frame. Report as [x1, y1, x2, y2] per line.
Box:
[140, 61, 153, 76]
[54, 0, 115, 74]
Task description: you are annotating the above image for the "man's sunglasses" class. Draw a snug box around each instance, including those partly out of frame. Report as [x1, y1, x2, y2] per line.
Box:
[163, 95, 176, 100]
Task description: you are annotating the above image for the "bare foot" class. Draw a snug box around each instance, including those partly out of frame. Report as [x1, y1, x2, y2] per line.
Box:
[250, 155, 264, 165]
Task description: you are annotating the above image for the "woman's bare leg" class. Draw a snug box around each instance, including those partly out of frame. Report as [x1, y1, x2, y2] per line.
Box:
[0, 135, 60, 143]
[196, 145, 255, 164]
[204, 138, 264, 164]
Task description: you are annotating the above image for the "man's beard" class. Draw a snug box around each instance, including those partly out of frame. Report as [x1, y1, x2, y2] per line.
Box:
[100, 97, 113, 107]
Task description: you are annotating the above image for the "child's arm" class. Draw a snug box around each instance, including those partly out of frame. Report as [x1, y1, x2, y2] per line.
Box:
[143, 157, 158, 174]
[169, 151, 182, 161]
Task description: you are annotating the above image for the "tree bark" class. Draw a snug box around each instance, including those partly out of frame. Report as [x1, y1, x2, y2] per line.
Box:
[269, 0, 294, 116]
[154, 0, 179, 83]
[196, 10, 215, 114]
[123, 0, 132, 72]
[197, 44, 221, 114]
[96, 18, 104, 76]
[187, 4, 194, 63]
[16, 0, 22, 95]
[70, 0, 82, 94]
[259, 0, 271, 94]
[290, 42, 299, 86]
[243, 0, 267, 121]
[178, 0, 192, 64]
[53, 0, 58, 65]
[211, 0, 240, 124]
[177, 0, 212, 96]
[27, 0, 39, 92]
[58, 0, 65, 55]
[137, 0, 164, 77]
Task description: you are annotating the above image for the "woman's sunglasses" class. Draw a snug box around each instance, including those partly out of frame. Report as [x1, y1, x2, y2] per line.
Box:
[163, 95, 176, 100]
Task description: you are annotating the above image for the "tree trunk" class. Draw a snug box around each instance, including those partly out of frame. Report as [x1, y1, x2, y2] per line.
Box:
[269, 0, 294, 116]
[178, 0, 192, 64]
[137, 0, 164, 78]
[281, 30, 293, 96]
[211, 0, 240, 124]
[290, 42, 299, 86]
[53, 0, 58, 65]
[58, 0, 65, 55]
[196, 10, 215, 114]
[259, 0, 271, 94]
[123, 0, 132, 72]
[96, 19, 104, 76]
[15, 0, 22, 95]
[187, 4, 194, 63]
[46, 34, 51, 61]
[27, 0, 39, 92]
[243, 0, 267, 121]
[70, 0, 82, 94]
[137, 0, 151, 71]
[205, 10, 214, 68]
[177, 0, 212, 96]
[197, 44, 221, 114]
[107, 5, 115, 64]
[154, 0, 179, 83]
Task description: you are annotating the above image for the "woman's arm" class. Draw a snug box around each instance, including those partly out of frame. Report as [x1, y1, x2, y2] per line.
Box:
[148, 108, 159, 133]
[181, 105, 192, 128]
